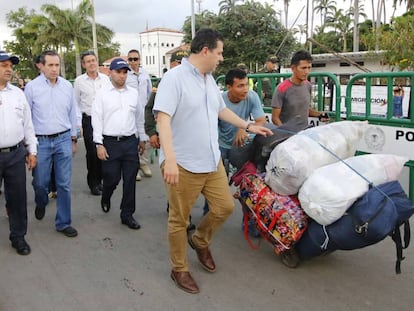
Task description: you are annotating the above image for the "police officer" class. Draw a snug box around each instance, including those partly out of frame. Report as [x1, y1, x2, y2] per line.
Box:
[257, 55, 279, 107]
[0, 51, 37, 255]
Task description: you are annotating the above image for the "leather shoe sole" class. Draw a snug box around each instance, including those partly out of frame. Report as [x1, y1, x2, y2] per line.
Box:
[121, 217, 141, 230]
[188, 235, 216, 273]
[11, 239, 31, 256]
[170, 271, 199, 294]
[35, 206, 45, 220]
[57, 226, 78, 237]
[101, 200, 110, 213]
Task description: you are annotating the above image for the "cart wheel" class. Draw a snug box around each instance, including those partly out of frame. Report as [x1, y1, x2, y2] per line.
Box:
[280, 248, 300, 268]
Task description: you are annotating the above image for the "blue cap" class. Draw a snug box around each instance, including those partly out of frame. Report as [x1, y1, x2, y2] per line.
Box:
[110, 58, 130, 71]
[0, 51, 19, 64]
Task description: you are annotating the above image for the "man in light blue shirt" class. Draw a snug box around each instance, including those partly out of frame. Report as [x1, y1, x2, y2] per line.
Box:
[25, 50, 78, 238]
[154, 28, 272, 294]
[219, 68, 266, 167]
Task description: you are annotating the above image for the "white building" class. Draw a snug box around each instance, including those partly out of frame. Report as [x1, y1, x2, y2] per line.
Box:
[139, 28, 185, 77]
[310, 51, 388, 84]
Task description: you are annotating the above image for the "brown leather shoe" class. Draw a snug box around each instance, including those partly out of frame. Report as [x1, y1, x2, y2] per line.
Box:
[170, 271, 200, 294]
[188, 235, 216, 273]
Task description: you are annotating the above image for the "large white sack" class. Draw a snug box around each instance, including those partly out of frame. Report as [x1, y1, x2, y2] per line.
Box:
[265, 121, 367, 195]
[298, 154, 408, 226]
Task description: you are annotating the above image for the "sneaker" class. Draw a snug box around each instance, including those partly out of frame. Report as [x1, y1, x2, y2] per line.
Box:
[140, 162, 152, 177]
[136, 171, 142, 181]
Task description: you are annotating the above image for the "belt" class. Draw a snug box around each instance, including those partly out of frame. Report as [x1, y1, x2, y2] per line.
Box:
[103, 134, 135, 142]
[36, 129, 70, 139]
[0, 142, 23, 153]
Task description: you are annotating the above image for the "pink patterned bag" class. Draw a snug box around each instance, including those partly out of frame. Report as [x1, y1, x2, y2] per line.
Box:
[238, 173, 308, 254]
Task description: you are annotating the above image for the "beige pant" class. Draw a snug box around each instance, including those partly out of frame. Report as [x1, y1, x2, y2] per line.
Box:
[163, 161, 235, 272]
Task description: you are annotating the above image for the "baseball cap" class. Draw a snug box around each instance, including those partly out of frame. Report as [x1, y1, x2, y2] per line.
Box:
[109, 58, 130, 71]
[0, 51, 19, 64]
[267, 55, 278, 63]
[170, 50, 189, 63]
[237, 63, 248, 70]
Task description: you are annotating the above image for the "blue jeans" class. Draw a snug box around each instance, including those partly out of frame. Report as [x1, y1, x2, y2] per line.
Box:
[32, 131, 73, 230]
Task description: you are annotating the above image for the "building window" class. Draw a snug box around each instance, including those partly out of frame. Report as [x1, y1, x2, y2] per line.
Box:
[153, 56, 155, 64]
[161, 43, 164, 47]
[146, 56, 148, 65]
[312, 63, 326, 68]
[340, 62, 351, 67]
[163, 56, 165, 65]
[166, 43, 169, 47]
[171, 43, 174, 47]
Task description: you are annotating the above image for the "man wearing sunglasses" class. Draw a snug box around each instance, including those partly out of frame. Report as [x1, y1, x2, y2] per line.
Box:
[126, 49, 152, 181]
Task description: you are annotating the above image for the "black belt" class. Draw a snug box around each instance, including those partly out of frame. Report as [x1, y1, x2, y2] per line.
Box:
[103, 134, 135, 142]
[36, 129, 70, 139]
[0, 142, 23, 153]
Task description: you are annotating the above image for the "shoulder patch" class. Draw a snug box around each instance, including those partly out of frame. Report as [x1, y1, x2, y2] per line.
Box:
[277, 79, 293, 94]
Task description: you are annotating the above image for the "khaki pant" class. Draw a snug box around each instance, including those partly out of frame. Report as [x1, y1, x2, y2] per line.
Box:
[163, 161, 235, 272]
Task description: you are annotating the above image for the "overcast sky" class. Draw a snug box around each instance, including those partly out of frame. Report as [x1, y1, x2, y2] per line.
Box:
[0, 0, 407, 54]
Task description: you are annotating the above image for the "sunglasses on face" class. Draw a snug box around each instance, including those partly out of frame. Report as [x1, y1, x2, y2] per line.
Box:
[128, 57, 140, 62]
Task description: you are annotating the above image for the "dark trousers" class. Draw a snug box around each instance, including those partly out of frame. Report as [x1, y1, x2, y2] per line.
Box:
[82, 114, 102, 189]
[0, 146, 27, 242]
[101, 136, 139, 220]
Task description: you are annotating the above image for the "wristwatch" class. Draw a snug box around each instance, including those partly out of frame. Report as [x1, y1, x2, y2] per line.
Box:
[245, 123, 252, 133]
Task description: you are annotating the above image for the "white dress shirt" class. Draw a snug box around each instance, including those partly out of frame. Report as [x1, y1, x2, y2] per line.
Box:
[74, 72, 111, 116]
[91, 84, 146, 145]
[0, 83, 37, 154]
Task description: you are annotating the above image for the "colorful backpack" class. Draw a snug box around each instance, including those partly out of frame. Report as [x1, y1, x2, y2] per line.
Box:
[238, 173, 308, 254]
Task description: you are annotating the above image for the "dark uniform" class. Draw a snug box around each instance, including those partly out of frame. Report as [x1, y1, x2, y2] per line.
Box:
[257, 55, 279, 107]
[0, 51, 37, 255]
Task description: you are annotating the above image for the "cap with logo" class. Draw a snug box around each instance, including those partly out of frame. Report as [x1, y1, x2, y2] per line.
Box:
[237, 63, 248, 70]
[170, 50, 189, 63]
[267, 55, 278, 63]
[0, 51, 19, 64]
[110, 58, 130, 71]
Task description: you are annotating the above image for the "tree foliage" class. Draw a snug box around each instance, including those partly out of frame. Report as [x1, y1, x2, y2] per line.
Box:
[182, 0, 298, 76]
[379, 9, 414, 70]
[3, 0, 120, 80]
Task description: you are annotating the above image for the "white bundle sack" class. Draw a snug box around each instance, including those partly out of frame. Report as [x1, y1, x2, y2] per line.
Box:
[298, 154, 408, 225]
[265, 121, 367, 195]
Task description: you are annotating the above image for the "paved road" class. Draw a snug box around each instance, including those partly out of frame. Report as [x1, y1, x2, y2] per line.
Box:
[1, 142, 413, 311]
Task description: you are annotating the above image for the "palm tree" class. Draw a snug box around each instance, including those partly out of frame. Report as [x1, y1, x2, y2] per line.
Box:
[393, 0, 414, 11]
[326, 8, 352, 51]
[314, 0, 337, 25]
[347, 0, 367, 51]
[41, 0, 93, 76]
[294, 24, 308, 44]
[219, 0, 244, 15]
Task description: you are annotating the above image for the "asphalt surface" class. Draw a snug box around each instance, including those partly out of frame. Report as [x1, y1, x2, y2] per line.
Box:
[0, 142, 413, 311]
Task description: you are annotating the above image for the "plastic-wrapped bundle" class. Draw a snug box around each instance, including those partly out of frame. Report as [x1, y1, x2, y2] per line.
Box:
[298, 154, 407, 225]
[265, 121, 368, 195]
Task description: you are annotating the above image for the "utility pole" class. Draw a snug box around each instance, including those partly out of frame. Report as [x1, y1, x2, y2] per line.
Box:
[191, 0, 196, 39]
[91, 0, 99, 63]
[353, 0, 359, 52]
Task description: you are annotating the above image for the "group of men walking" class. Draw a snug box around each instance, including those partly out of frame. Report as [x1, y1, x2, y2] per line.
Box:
[0, 27, 328, 295]
[0, 47, 154, 255]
